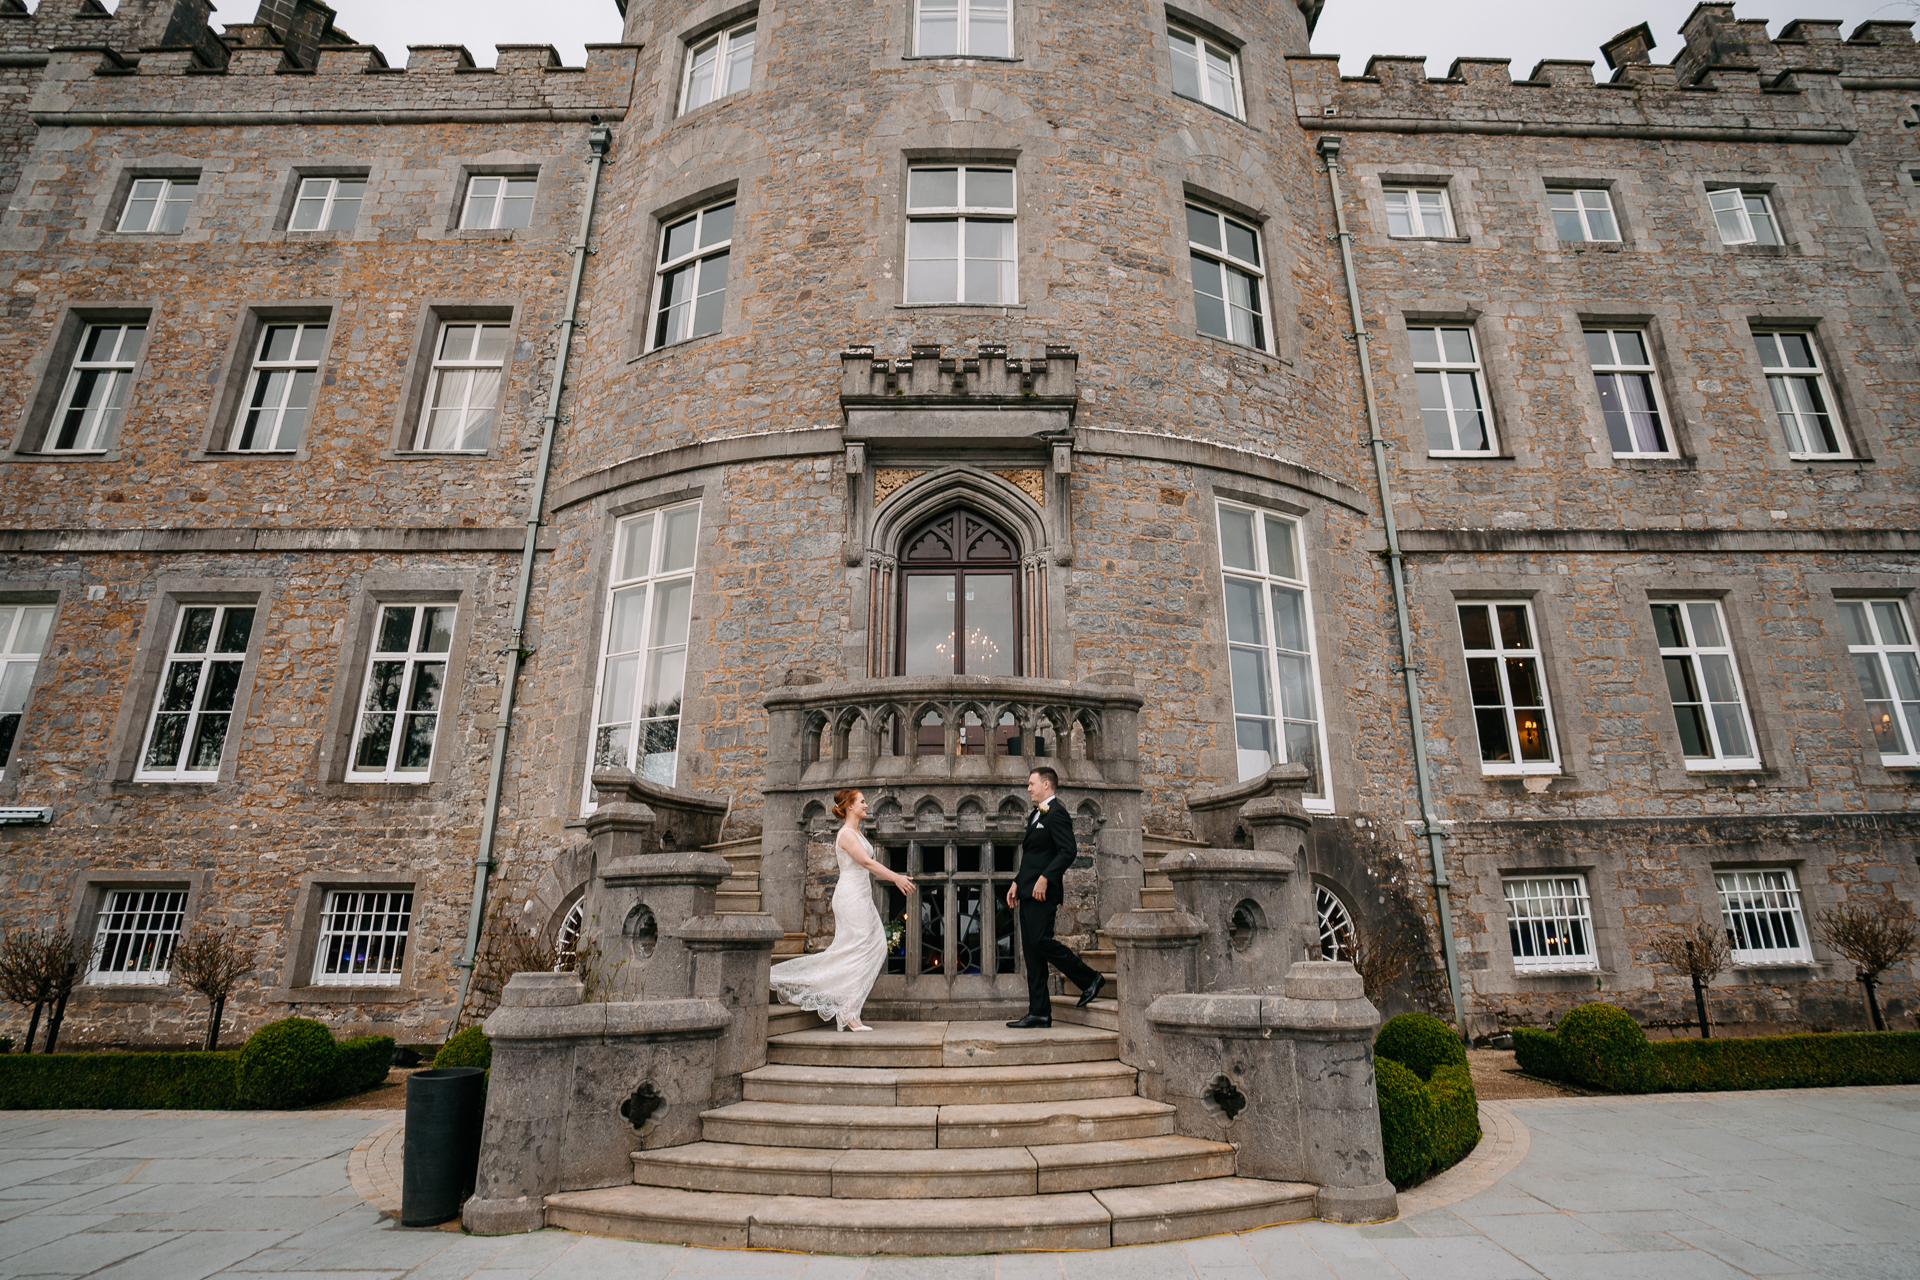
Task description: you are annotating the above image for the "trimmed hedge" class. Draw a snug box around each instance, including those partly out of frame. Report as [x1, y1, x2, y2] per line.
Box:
[237, 1017, 338, 1109]
[434, 1027, 492, 1071]
[1374, 1013, 1481, 1190]
[1517, 1003, 1920, 1093]
[0, 1051, 238, 1110]
[330, 1036, 396, 1100]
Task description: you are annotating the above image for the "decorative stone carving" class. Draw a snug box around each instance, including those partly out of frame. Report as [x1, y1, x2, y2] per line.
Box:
[872, 469, 925, 507]
[993, 468, 1047, 508]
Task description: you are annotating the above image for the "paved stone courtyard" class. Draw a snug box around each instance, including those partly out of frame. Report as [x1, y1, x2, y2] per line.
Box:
[0, 1087, 1913, 1279]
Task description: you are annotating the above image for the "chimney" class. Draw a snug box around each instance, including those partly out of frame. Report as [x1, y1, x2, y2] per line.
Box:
[1600, 22, 1656, 70]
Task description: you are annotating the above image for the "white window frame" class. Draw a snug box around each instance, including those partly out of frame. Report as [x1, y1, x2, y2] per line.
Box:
[1838, 598, 1920, 766]
[89, 888, 189, 986]
[289, 176, 365, 232]
[50, 323, 147, 453]
[346, 604, 456, 783]
[587, 501, 702, 800]
[1217, 500, 1331, 810]
[904, 167, 1017, 306]
[1585, 328, 1675, 458]
[650, 201, 735, 350]
[554, 898, 585, 972]
[1652, 600, 1761, 770]
[460, 175, 537, 231]
[1716, 868, 1812, 965]
[311, 889, 414, 987]
[1503, 876, 1599, 972]
[1314, 885, 1355, 961]
[417, 322, 509, 451]
[1409, 324, 1494, 455]
[680, 19, 756, 114]
[1708, 188, 1781, 247]
[1753, 330, 1848, 459]
[116, 177, 196, 234]
[135, 603, 256, 781]
[1458, 600, 1561, 775]
[1383, 186, 1454, 238]
[914, 0, 1012, 57]
[1548, 187, 1620, 242]
[1168, 25, 1244, 119]
[1187, 202, 1267, 352]
[232, 321, 327, 452]
[0, 605, 54, 780]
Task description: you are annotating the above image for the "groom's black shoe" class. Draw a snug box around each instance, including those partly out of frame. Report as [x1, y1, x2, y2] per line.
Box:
[1006, 1015, 1052, 1029]
[1076, 974, 1105, 1007]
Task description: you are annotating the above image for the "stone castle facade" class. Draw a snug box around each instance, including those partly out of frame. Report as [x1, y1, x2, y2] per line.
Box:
[0, 0, 1912, 1047]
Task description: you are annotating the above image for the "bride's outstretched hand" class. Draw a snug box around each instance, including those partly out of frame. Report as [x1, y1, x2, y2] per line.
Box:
[896, 875, 916, 894]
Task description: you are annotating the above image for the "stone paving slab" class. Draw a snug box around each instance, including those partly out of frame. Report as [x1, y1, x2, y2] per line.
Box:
[1, 1086, 1916, 1276]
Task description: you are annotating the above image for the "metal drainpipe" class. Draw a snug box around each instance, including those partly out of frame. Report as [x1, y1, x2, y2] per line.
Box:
[1317, 134, 1465, 1030]
[452, 120, 613, 1025]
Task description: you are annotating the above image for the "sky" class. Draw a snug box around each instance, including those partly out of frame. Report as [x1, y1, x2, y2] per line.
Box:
[81, 0, 1917, 71]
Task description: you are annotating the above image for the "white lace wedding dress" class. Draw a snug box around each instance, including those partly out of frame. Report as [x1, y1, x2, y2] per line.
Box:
[769, 829, 887, 1030]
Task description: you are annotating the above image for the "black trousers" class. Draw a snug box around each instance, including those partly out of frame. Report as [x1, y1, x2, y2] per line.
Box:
[1018, 897, 1097, 1017]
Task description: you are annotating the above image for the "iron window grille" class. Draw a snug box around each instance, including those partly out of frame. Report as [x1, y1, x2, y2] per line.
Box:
[1652, 601, 1760, 769]
[1548, 188, 1620, 242]
[906, 167, 1017, 305]
[1315, 885, 1356, 961]
[460, 175, 536, 231]
[289, 176, 365, 232]
[1708, 189, 1781, 246]
[136, 604, 255, 780]
[915, 0, 1010, 56]
[348, 605, 455, 782]
[312, 890, 413, 986]
[1188, 203, 1267, 351]
[417, 322, 508, 451]
[233, 322, 326, 452]
[90, 889, 188, 985]
[1384, 187, 1454, 238]
[1716, 869, 1811, 965]
[1168, 26, 1243, 118]
[1218, 501, 1329, 806]
[1458, 601, 1560, 773]
[1838, 598, 1920, 765]
[1503, 876, 1598, 971]
[1410, 325, 1494, 454]
[0, 605, 52, 779]
[553, 899, 585, 972]
[589, 501, 701, 791]
[117, 177, 196, 234]
[1753, 331, 1846, 458]
[1585, 328, 1674, 457]
[681, 20, 755, 113]
[50, 323, 147, 453]
[651, 201, 734, 349]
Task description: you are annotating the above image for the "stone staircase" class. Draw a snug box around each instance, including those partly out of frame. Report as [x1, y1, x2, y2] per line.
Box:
[543, 1020, 1316, 1253]
[708, 836, 805, 957]
[1049, 830, 1206, 1031]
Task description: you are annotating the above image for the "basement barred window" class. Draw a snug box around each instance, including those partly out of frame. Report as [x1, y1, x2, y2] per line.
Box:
[348, 605, 455, 782]
[1384, 187, 1454, 238]
[1503, 876, 1597, 971]
[90, 889, 188, 985]
[680, 20, 755, 113]
[136, 604, 255, 781]
[1218, 501, 1328, 806]
[312, 890, 413, 986]
[1709, 188, 1781, 246]
[652, 201, 733, 349]
[1652, 601, 1760, 769]
[590, 501, 701, 790]
[1716, 869, 1811, 965]
[461, 175, 536, 231]
[417, 322, 508, 451]
[1754, 331, 1847, 459]
[1188, 203, 1266, 351]
[232, 322, 326, 452]
[51, 324, 146, 453]
[1838, 598, 1920, 766]
[915, 0, 1010, 57]
[0, 605, 52, 779]
[289, 176, 364, 232]
[1585, 328, 1673, 458]
[1410, 325, 1493, 454]
[1548, 187, 1619, 242]
[1169, 26, 1243, 119]
[1458, 601, 1559, 773]
[906, 167, 1017, 305]
[116, 177, 196, 234]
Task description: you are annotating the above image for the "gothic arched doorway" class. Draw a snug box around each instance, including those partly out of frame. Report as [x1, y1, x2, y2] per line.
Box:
[897, 507, 1021, 677]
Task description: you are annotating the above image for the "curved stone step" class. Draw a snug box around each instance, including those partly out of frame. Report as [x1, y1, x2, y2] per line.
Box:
[702, 1094, 1172, 1150]
[701, 1101, 938, 1149]
[1049, 995, 1119, 1031]
[742, 1059, 1138, 1107]
[937, 1095, 1176, 1148]
[546, 1177, 1316, 1253]
[768, 1019, 1119, 1069]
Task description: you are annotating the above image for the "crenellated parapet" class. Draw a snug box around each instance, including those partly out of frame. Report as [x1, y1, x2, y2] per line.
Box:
[839, 342, 1078, 403]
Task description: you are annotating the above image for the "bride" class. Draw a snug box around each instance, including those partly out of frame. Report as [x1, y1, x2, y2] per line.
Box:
[769, 788, 914, 1032]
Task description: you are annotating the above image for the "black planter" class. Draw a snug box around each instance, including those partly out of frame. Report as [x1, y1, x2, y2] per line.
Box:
[400, 1067, 486, 1227]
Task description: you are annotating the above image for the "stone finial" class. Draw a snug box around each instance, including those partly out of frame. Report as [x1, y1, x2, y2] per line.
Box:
[1601, 21, 1656, 69]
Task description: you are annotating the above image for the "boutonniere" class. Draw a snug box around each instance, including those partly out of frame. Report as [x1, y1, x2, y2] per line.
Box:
[1037, 802, 1049, 814]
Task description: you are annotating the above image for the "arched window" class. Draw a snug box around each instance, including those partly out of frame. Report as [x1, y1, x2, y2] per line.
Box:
[897, 508, 1020, 677]
[1315, 884, 1356, 961]
[553, 899, 585, 972]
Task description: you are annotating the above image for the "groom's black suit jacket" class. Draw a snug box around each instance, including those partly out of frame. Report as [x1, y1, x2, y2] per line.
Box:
[1013, 801, 1076, 901]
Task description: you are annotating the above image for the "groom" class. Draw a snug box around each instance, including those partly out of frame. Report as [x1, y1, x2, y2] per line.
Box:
[1005, 766, 1103, 1029]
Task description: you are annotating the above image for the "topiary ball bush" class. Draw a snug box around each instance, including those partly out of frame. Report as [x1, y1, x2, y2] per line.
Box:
[1511, 1026, 1566, 1081]
[1374, 1012, 1467, 1079]
[434, 1026, 492, 1071]
[1557, 1002, 1653, 1093]
[236, 1017, 340, 1109]
[1374, 1056, 1437, 1188]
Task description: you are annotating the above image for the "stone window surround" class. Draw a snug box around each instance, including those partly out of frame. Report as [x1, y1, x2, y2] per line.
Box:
[275, 165, 371, 239]
[895, 149, 1024, 311]
[1496, 867, 1605, 976]
[1696, 175, 1792, 256]
[1353, 164, 1480, 247]
[1402, 317, 1496, 457]
[0, 584, 64, 800]
[1184, 197, 1273, 356]
[61, 867, 211, 1003]
[312, 573, 481, 795]
[1181, 177, 1301, 368]
[381, 301, 524, 459]
[1707, 857, 1825, 972]
[628, 180, 742, 361]
[1380, 305, 1518, 464]
[1741, 314, 1870, 464]
[98, 161, 203, 240]
[268, 871, 423, 1005]
[1473, 855, 1623, 988]
[905, 0, 1023, 61]
[104, 578, 277, 790]
[3, 301, 159, 461]
[1534, 170, 1645, 251]
[1569, 306, 1698, 468]
[653, 0, 761, 128]
[191, 300, 342, 462]
[1432, 581, 1584, 788]
[1810, 574, 1920, 781]
[445, 159, 551, 238]
[1161, 4, 1261, 130]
